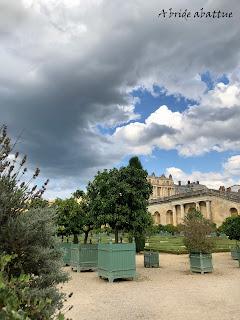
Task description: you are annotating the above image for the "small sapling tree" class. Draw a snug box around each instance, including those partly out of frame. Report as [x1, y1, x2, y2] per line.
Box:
[183, 210, 214, 253]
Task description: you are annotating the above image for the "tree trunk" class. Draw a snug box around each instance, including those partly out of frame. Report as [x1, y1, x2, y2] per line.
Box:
[61, 234, 64, 242]
[114, 229, 118, 244]
[73, 234, 78, 244]
[84, 231, 89, 244]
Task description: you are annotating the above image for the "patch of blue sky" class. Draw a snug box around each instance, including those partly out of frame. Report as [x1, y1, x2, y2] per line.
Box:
[131, 85, 196, 122]
[96, 124, 116, 135]
[97, 85, 198, 135]
[117, 149, 234, 177]
[201, 71, 229, 91]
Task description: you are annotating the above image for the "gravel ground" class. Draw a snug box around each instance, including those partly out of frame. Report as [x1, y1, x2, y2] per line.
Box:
[61, 253, 240, 320]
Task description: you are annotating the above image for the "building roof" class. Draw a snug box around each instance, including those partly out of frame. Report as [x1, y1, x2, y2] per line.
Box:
[149, 188, 240, 205]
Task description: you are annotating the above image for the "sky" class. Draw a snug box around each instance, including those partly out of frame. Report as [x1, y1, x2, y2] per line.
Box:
[1, 0, 240, 199]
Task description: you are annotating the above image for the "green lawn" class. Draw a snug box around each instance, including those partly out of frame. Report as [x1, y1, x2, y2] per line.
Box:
[146, 235, 236, 254]
[61, 234, 235, 254]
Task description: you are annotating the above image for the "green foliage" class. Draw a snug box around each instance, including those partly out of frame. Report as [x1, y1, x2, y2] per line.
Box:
[55, 197, 83, 242]
[28, 197, 49, 209]
[72, 189, 84, 199]
[163, 224, 178, 235]
[128, 156, 143, 169]
[221, 215, 240, 242]
[183, 210, 214, 253]
[150, 224, 179, 235]
[0, 125, 49, 224]
[87, 157, 153, 243]
[0, 255, 65, 320]
[0, 125, 68, 319]
[55, 191, 95, 244]
[146, 234, 234, 253]
[135, 236, 145, 253]
[0, 208, 69, 318]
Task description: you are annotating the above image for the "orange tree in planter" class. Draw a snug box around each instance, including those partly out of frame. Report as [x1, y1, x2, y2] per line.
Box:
[182, 210, 215, 274]
[183, 210, 214, 254]
[221, 215, 240, 245]
[55, 190, 95, 244]
[87, 157, 153, 244]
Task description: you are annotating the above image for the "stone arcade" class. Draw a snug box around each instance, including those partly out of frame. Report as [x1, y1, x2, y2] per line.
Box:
[147, 174, 240, 226]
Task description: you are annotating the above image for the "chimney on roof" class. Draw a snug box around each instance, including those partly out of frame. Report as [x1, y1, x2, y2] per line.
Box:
[178, 181, 181, 186]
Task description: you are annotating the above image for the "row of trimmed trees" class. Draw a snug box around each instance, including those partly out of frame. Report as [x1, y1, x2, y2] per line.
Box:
[55, 156, 153, 248]
[0, 124, 153, 318]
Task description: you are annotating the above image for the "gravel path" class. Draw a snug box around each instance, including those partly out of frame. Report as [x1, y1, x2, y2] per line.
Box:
[61, 253, 240, 320]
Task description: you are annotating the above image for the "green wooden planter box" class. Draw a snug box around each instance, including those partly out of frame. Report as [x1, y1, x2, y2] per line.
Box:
[70, 243, 98, 272]
[189, 253, 213, 274]
[144, 251, 159, 268]
[98, 242, 136, 282]
[231, 246, 240, 260]
[70, 243, 80, 270]
[61, 242, 71, 266]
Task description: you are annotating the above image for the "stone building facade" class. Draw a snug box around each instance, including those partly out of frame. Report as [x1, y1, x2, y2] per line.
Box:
[148, 188, 240, 227]
[147, 173, 175, 199]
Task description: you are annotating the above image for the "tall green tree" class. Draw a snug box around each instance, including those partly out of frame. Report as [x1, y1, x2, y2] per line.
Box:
[55, 191, 95, 244]
[77, 192, 95, 244]
[128, 156, 143, 169]
[55, 197, 83, 243]
[87, 157, 153, 243]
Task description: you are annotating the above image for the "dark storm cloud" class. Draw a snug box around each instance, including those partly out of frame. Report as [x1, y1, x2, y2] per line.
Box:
[1, 0, 240, 196]
[133, 123, 177, 145]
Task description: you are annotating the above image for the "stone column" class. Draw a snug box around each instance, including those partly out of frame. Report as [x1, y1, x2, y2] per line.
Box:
[172, 205, 177, 226]
[154, 186, 157, 198]
[196, 202, 200, 211]
[162, 187, 165, 197]
[206, 201, 211, 220]
[180, 204, 185, 221]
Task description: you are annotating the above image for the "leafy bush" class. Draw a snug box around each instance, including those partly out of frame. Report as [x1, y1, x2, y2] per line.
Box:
[221, 216, 240, 243]
[0, 125, 69, 318]
[0, 208, 69, 318]
[135, 236, 145, 253]
[164, 224, 178, 235]
[183, 210, 214, 253]
[0, 255, 66, 320]
[152, 224, 178, 235]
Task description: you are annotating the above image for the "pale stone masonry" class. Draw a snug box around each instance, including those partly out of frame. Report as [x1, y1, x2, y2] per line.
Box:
[148, 177, 240, 226]
[147, 173, 175, 199]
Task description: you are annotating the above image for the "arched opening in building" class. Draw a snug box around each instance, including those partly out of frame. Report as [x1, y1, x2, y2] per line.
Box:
[187, 206, 196, 213]
[230, 208, 238, 217]
[154, 211, 161, 224]
[184, 202, 196, 214]
[166, 210, 173, 224]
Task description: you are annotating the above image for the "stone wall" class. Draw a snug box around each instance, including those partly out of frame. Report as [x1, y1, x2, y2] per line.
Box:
[148, 191, 240, 226]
